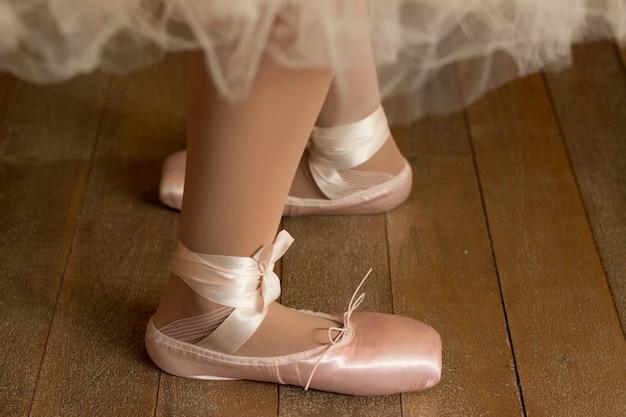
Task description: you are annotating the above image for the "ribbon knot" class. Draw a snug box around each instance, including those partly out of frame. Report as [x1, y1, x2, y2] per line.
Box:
[172, 230, 295, 354]
[253, 230, 294, 311]
[327, 269, 370, 345]
[304, 268, 372, 390]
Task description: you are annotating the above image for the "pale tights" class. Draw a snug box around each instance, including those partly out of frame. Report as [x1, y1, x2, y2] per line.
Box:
[153, 6, 406, 357]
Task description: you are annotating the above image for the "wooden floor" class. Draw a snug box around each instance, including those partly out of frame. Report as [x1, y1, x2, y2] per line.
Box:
[1, 42, 625, 417]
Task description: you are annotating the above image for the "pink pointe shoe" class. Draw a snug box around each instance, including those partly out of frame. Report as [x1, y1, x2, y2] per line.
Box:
[145, 231, 442, 395]
[158, 105, 412, 216]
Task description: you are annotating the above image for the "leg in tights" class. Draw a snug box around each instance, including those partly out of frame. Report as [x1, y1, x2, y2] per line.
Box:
[152, 52, 342, 357]
[288, 1, 406, 200]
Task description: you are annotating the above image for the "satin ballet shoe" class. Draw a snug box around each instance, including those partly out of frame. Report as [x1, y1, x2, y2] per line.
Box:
[283, 104, 411, 216]
[159, 149, 186, 211]
[158, 105, 412, 215]
[145, 231, 442, 395]
[282, 158, 411, 216]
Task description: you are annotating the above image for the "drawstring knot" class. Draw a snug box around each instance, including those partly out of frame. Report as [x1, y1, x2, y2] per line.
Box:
[304, 268, 372, 390]
[253, 230, 294, 311]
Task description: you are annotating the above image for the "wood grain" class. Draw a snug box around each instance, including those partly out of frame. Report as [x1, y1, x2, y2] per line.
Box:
[388, 116, 523, 416]
[544, 41, 626, 334]
[467, 72, 626, 416]
[0, 74, 22, 146]
[2, 41, 625, 417]
[28, 57, 186, 416]
[0, 75, 109, 416]
[156, 378, 277, 417]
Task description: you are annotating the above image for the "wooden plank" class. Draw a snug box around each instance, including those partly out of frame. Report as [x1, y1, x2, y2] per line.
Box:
[544, 41, 626, 334]
[156, 379, 277, 417]
[0, 73, 22, 147]
[27, 56, 187, 416]
[1, 77, 107, 160]
[0, 76, 109, 416]
[280, 215, 401, 416]
[387, 115, 523, 416]
[467, 72, 626, 416]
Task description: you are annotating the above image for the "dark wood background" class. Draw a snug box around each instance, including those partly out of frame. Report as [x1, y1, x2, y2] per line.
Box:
[1, 42, 624, 416]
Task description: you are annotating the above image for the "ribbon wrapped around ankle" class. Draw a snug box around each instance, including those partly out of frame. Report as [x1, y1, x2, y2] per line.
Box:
[171, 230, 294, 354]
[308, 105, 391, 199]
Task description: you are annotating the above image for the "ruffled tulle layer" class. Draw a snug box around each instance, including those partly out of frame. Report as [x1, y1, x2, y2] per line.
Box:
[1, 0, 624, 122]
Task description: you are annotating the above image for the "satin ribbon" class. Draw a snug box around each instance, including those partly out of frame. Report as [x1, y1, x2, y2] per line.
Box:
[308, 105, 390, 199]
[171, 230, 294, 354]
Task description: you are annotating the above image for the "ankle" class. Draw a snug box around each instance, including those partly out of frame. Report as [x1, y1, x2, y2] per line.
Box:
[153, 273, 224, 329]
[288, 133, 405, 200]
[153, 273, 339, 356]
[288, 151, 327, 199]
[305, 104, 406, 200]
[352, 133, 405, 176]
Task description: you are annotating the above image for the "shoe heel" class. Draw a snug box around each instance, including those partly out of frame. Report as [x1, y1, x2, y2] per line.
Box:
[145, 319, 240, 381]
[350, 163, 412, 214]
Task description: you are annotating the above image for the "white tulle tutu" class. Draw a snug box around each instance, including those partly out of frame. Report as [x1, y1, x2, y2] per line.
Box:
[1, 0, 624, 122]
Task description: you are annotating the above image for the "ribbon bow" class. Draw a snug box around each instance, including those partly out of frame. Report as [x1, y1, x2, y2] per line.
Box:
[203, 230, 293, 353]
[173, 230, 294, 354]
[253, 230, 294, 312]
[327, 268, 370, 345]
[304, 268, 372, 390]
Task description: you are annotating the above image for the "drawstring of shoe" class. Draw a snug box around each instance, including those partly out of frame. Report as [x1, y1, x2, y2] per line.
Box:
[304, 268, 372, 391]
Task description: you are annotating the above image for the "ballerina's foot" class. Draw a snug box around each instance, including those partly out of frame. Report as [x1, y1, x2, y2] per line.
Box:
[146, 232, 442, 395]
[287, 134, 406, 200]
[152, 276, 342, 357]
[159, 105, 413, 216]
[147, 292, 442, 394]
[283, 105, 413, 216]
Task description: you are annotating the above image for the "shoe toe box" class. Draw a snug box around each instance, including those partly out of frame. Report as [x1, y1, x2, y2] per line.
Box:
[308, 312, 442, 396]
